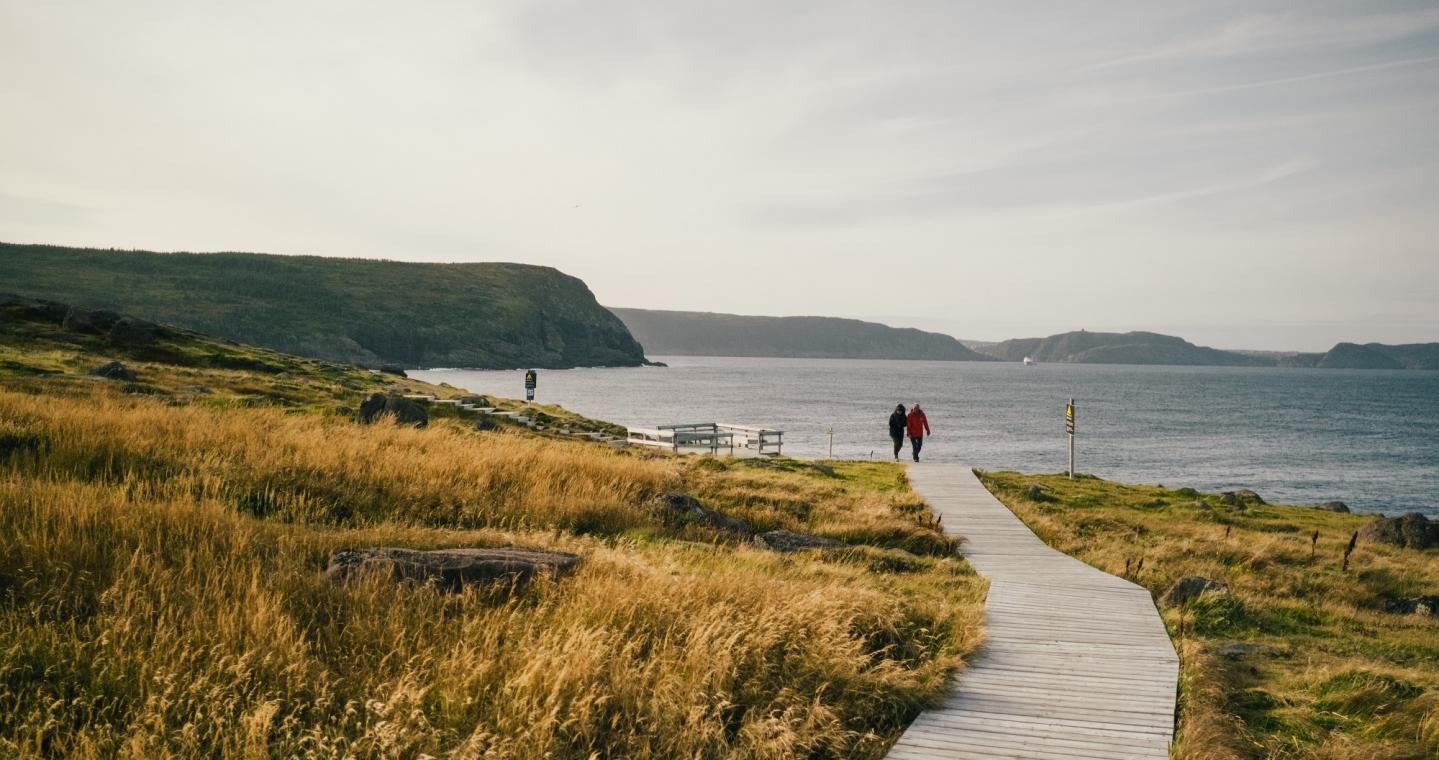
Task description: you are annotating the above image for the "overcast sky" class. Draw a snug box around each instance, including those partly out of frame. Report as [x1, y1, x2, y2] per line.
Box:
[3, 1, 1436, 350]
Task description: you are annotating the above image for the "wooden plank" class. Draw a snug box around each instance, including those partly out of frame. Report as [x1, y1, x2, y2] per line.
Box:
[886, 464, 1177, 759]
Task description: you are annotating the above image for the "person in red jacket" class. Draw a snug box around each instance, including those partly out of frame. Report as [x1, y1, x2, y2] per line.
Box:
[906, 403, 931, 462]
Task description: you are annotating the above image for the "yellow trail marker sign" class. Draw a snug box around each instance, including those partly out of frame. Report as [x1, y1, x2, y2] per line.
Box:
[1065, 399, 1076, 480]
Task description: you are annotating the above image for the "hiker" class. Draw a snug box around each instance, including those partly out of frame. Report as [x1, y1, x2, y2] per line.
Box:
[906, 403, 931, 462]
[888, 404, 908, 460]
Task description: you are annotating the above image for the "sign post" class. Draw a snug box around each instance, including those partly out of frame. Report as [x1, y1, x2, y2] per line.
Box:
[1065, 399, 1076, 480]
[524, 369, 537, 403]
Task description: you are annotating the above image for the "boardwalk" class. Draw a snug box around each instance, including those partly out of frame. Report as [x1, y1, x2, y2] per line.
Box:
[887, 464, 1178, 760]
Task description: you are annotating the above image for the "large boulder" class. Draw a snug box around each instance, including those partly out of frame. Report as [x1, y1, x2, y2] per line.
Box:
[92, 360, 136, 381]
[1316, 501, 1350, 513]
[1384, 596, 1439, 617]
[1358, 513, 1439, 550]
[62, 307, 122, 334]
[1160, 576, 1229, 607]
[357, 393, 428, 427]
[654, 492, 750, 536]
[325, 547, 581, 592]
[107, 317, 159, 347]
[756, 530, 844, 552]
[1219, 489, 1264, 508]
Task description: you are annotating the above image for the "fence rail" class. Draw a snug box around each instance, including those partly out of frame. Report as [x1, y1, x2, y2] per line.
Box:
[627, 422, 783, 456]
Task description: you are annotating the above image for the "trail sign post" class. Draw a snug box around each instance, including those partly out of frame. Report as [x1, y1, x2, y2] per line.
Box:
[524, 369, 537, 403]
[1066, 399, 1076, 480]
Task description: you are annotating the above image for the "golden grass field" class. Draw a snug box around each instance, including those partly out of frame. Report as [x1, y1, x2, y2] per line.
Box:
[10, 297, 1436, 759]
[0, 302, 985, 759]
[981, 471, 1439, 760]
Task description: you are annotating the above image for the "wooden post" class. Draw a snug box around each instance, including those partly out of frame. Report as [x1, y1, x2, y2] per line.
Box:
[1066, 399, 1076, 480]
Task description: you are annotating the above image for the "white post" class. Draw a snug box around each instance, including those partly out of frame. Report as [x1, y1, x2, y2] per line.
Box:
[827, 426, 833, 459]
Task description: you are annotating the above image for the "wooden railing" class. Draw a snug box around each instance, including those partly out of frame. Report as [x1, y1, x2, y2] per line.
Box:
[627, 422, 783, 456]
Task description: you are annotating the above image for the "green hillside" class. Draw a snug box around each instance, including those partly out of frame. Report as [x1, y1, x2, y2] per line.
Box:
[981, 330, 1273, 366]
[610, 307, 996, 361]
[1317, 342, 1439, 370]
[0, 242, 647, 369]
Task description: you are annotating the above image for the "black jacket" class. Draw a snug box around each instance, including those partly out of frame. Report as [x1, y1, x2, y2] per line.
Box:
[888, 410, 908, 437]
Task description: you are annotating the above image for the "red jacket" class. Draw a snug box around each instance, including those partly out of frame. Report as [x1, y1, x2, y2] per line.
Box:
[906, 409, 930, 437]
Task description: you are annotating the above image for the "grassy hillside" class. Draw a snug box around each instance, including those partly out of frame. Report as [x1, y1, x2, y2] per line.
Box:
[1316, 342, 1439, 370]
[981, 330, 1273, 366]
[0, 242, 647, 370]
[610, 308, 996, 361]
[0, 299, 983, 758]
[981, 471, 1438, 760]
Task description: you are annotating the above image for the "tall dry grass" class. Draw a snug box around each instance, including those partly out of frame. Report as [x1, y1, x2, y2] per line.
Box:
[0, 388, 983, 758]
[0, 388, 673, 533]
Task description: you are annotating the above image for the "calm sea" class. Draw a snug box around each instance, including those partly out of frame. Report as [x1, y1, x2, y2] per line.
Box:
[414, 358, 1439, 516]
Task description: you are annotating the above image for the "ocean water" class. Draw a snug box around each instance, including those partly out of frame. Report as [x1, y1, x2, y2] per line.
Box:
[414, 358, 1439, 516]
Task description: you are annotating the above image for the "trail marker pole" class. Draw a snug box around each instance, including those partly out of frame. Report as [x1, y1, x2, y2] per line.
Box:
[827, 426, 834, 458]
[1066, 399, 1076, 480]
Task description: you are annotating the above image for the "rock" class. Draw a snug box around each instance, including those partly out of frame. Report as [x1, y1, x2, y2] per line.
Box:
[378, 364, 408, 377]
[653, 492, 750, 536]
[1384, 596, 1439, 617]
[107, 317, 159, 347]
[325, 547, 581, 592]
[62, 307, 122, 334]
[1219, 489, 1264, 508]
[807, 463, 836, 477]
[357, 393, 428, 427]
[358, 393, 387, 422]
[756, 530, 844, 552]
[460, 395, 490, 406]
[1316, 501, 1350, 513]
[1160, 576, 1229, 607]
[474, 417, 500, 432]
[1218, 642, 1258, 659]
[1026, 484, 1047, 501]
[1358, 513, 1439, 550]
[92, 360, 136, 381]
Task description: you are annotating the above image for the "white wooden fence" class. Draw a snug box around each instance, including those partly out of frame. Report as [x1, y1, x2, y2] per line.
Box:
[626, 422, 784, 456]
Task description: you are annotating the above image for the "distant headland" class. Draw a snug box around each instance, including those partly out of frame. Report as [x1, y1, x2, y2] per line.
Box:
[0, 242, 648, 370]
[614, 307, 1438, 370]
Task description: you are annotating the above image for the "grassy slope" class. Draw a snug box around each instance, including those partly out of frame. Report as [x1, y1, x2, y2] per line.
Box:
[0, 243, 647, 369]
[980, 471, 1438, 760]
[0, 301, 983, 759]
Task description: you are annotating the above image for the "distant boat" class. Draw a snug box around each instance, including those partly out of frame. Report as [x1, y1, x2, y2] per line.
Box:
[1023, 357, 1036, 365]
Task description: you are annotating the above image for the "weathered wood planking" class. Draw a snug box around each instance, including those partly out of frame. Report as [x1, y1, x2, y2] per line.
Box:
[886, 464, 1178, 759]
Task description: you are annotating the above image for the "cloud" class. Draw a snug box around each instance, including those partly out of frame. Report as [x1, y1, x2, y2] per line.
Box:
[1080, 7, 1439, 71]
[1146, 54, 1439, 99]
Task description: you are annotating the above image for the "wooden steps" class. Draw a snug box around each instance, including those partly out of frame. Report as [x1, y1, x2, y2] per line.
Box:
[886, 464, 1177, 759]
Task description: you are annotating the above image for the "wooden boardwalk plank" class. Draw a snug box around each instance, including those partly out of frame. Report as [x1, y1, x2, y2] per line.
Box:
[886, 464, 1178, 759]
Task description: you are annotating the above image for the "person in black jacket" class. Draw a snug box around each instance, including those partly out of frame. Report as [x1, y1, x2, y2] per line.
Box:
[887, 404, 908, 460]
